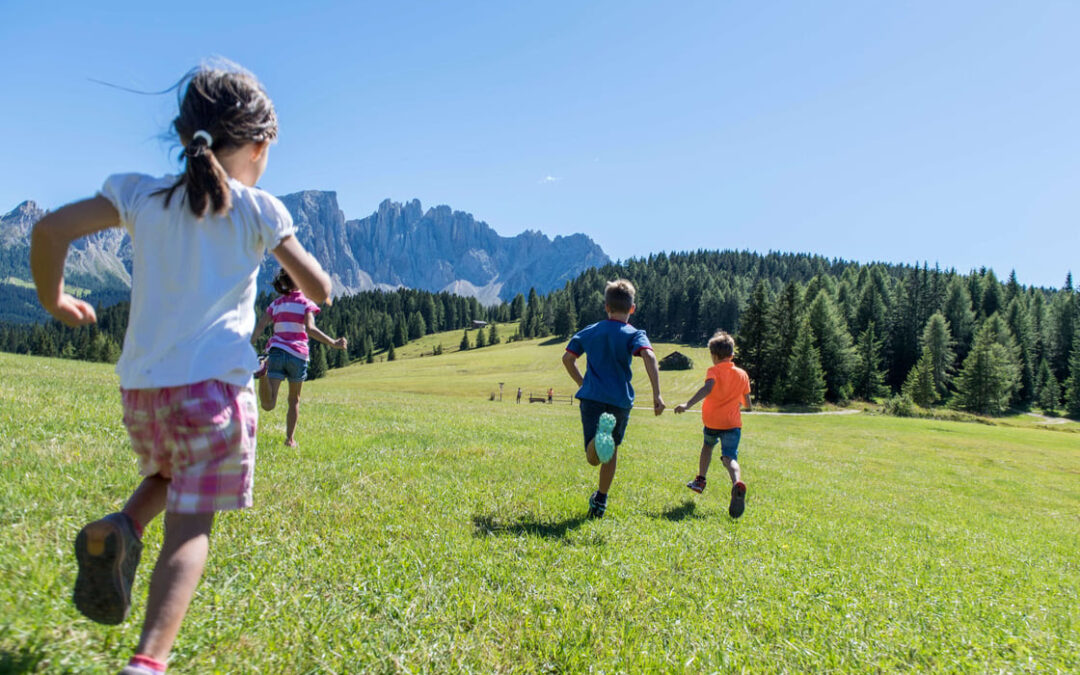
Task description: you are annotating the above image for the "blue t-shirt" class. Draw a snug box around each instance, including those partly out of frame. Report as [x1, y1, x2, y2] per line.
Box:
[566, 319, 652, 409]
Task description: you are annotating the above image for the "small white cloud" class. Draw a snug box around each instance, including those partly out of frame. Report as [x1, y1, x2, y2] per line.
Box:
[539, 175, 560, 184]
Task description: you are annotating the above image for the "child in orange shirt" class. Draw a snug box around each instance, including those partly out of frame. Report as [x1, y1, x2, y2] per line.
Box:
[674, 331, 752, 518]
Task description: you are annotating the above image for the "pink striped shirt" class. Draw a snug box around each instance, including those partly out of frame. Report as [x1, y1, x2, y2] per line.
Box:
[265, 291, 320, 360]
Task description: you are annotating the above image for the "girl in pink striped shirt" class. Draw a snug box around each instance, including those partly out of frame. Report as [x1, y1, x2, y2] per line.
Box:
[253, 268, 347, 447]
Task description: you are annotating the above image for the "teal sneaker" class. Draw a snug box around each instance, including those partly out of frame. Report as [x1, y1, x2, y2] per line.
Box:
[73, 513, 142, 625]
[588, 491, 607, 519]
[594, 412, 616, 464]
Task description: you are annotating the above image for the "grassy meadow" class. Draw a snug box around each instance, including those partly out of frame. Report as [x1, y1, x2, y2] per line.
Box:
[1, 329, 1079, 673]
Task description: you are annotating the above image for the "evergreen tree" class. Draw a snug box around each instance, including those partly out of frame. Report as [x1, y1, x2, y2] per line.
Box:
[807, 290, 856, 402]
[475, 326, 487, 348]
[902, 351, 938, 407]
[488, 324, 499, 345]
[953, 320, 1020, 415]
[552, 294, 578, 337]
[387, 341, 396, 361]
[981, 269, 1003, 318]
[393, 316, 408, 347]
[1049, 273, 1077, 381]
[767, 281, 805, 402]
[510, 293, 526, 320]
[332, 346, 349, 369]
[853, 322, 889, 401]
[408, 311, 426, 340]
[920, 312, 956, 397]
[1065, 344, 1080, 418]
[459, 330, 470, 351]
[943, 277, 976, 359]
[1004, 298, 1035, 403]
[308, 344, 328, 379]
[1034, 358, 1060, 414]
[737, 280, 773, 399]
[783, 317, 826, 405]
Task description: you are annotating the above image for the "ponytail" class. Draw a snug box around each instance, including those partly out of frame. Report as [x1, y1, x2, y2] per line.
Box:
[181, 132, 231, 217]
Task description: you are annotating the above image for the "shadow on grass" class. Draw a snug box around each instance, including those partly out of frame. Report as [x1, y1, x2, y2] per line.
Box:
[472, 513, 590, 541]
[0, 644, 48, 674]
[538, 336, 566, 346]
[649, 499, 706, 522]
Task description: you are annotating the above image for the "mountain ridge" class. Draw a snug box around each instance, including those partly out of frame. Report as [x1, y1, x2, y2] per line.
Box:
[1, 193, 610, 310]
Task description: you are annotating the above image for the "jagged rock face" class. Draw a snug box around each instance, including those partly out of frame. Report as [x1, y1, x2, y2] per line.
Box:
[1, 193, 610, 304]
[0, 201, 45, 247]
[343, 197, 610, 301]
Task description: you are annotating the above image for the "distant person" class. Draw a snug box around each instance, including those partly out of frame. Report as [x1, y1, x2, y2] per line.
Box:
[547, 387, 554, 403]
[252, 268, 347, 447]
[674, 330, 752, 518]
[516, 387, 522, 404]
[29, 63, 332, 675]
[562, 279, 665, 518]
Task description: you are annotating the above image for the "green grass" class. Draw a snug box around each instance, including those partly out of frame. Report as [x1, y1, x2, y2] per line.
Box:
[2, 276, 92, 297]
[1, 340, 1079, 673]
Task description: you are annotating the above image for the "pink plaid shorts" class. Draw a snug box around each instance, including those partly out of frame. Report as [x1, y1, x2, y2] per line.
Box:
[121, 380, 258, 514]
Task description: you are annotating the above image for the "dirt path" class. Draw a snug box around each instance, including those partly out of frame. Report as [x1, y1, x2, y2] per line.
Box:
[1025, 412, 1068, 425]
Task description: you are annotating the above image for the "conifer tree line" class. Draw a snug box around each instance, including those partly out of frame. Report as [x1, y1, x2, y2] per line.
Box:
[543, 252, 1080, 416]
[2, 248, 1078, 417]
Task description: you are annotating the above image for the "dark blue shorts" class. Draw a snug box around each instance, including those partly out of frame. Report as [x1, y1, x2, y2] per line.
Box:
[266, 347, 308, 383]
[579, 398, 631, 449]
[703, 426, 741, 460]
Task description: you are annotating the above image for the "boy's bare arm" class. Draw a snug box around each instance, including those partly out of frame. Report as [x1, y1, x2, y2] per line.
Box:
[640, 349, 665, 415]
[674, 379, 715, 414]
[743, 392, 753, 411]
[562, 350, 584, 387]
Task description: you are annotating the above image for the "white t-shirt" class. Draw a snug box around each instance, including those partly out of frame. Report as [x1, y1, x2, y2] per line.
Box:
[99, 173, 295, 389]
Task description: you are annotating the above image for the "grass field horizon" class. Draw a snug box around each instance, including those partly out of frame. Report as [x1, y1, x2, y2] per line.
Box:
[1, 331, 1079, 672]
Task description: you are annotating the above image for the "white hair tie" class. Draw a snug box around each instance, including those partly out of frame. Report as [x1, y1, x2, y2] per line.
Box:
[192, 130, 214, 147]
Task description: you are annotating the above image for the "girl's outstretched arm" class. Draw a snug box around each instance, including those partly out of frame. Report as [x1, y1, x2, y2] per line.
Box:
[304, 313, 346, 350]
[31, 196, 120, 326]
[271, 235, 332, 305]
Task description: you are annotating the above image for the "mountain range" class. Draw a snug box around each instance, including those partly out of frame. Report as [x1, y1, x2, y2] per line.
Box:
[0, 192, 610, 316]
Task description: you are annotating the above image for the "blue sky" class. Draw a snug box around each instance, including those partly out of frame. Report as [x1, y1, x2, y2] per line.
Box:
[2, 0, 1077, 288]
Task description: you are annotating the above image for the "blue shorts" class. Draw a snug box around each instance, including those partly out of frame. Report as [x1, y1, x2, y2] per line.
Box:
[703, 426, 740, 460]
[266, 347, 308, 383]
[579, 398, 631, 449]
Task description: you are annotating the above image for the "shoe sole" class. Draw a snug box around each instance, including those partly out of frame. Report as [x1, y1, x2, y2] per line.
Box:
[73, 518, 137, 625]
[686, 483, 704, 494]
[594, 413, 616, 464]
[729, 484, 747, 519]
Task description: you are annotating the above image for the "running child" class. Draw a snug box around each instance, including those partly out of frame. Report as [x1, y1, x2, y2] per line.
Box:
[562, 279, 665, 518]
[252, 267, 347, 447]
[30, 63, 331, 675]
[674, 331, 752, 518]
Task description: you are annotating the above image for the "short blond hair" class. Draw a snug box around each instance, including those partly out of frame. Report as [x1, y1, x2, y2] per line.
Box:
[604, 279, 636, 313]
[708, 331, 735, 359]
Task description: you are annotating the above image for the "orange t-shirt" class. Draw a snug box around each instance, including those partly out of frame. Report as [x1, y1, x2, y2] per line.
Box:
[701, 361, 751, 430]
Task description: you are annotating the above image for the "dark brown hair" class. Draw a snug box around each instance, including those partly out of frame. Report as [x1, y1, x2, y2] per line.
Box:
[604, 279, 636, 313]
[272, 268, 296, 295]
[708, 331, 736, 359]
[158, 63, 278, 217]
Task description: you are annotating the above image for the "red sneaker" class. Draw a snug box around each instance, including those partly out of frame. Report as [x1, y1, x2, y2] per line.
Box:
[729, 481, 747, 519]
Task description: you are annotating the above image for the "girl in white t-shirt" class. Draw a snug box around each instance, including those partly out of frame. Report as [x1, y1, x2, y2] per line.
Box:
[30, 63, 331, 675]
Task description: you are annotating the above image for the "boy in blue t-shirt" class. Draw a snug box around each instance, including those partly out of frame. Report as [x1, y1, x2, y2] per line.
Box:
[562, 279, 665, 518]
